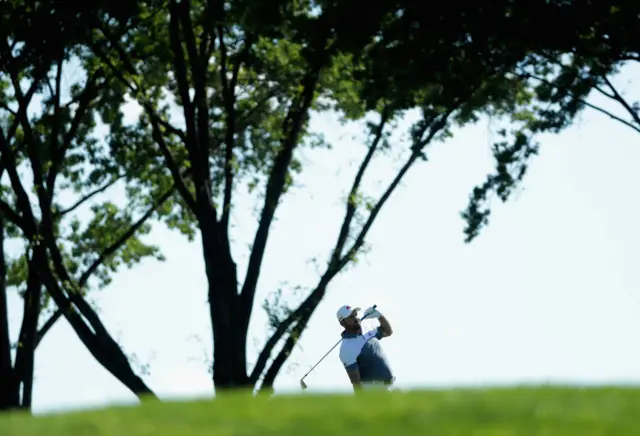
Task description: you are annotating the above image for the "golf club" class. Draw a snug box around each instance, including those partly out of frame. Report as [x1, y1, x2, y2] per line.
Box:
[299, 304, 376, 390]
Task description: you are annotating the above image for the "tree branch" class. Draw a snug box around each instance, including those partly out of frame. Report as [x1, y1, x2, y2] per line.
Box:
[592, 84, 615, 100]
[90, 28, 197, 213]
[0, 102, 17, 116]
[1, 41, 48, 205]
[602, 75, 640, 127]
[239, 60, 326, 322]
[12, 256, 42, 409]
[0, 198, 28, 235]
[220, 34, 254, 231]
[1, 45, 46, 116]
[9, 54, 152, 401]
[0, 122, 37, 237]
[86, 40, 139, 96]
[4, 110, 20, 146]
[36, 179, 158, 399]
[169, 0, 205, 189]
[179, 0, 212, 185]
[259, 319, 306, 391]
[249, 112, 392, 386]
[217, 25, 230, 97]
[47, 54, 64, 193]
[179, 0, 202, 89]
[77, 185, 176, 288]
[581, 100, 640, 133]
[249, 109, 456, 386]
[330, 110, 390, 266]
[55, 174, 126, 218]
[38, 257, 156, 398]
[4, 49, 55, 224]
[217, 24, 233, 231]
[45, 75, 55, 100]
[3, 26, 157, 401]
[336, 112, 454, 270]
[35, 309, 62, 348]
[94, 27, 198, 213]
[147, 111, 198, 212]
[249, 279, 329, 386]
[4, 62, 45, 152]
[0, 52, 51, 407]
[519, 71, 640, 134]
[99, 13, 219, 212]
[156, 117, 187, 143]
[234, 88, 279, 133]
[96, 21, 210, 203]
[47, 71, 104, 195]
[0, 159, 25, 232]
[0, 207, 16, 409]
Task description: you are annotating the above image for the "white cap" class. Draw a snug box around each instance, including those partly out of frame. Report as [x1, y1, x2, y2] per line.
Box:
[336, 305, 361, 322]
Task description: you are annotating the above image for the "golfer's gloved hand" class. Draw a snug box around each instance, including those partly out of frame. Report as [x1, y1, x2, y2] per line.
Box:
[363, 306, 382, 319]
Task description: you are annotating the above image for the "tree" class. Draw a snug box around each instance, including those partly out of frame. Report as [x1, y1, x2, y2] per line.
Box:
[0, 0, 168, 410]
[5, 0, 636, 403]
[461, 1, 640, 242]
[82, 0, 577, 393]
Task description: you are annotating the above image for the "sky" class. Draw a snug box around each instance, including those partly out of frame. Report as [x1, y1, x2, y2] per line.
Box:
[5, 63, 640, 415]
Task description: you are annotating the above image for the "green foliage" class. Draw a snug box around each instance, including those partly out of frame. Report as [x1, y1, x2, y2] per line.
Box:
[72, 0, 640, 391]
[81, 0, 350, 227]
[3, 0, 639, 398]
[262, 286, 298, 333]
[66, 202, 164, 289]
[0, 0, 180, 353]
[453, 0, 640, 242]
[0, 62, 167, 292]
[0, 0, 140, 72]
[462, 52, 639, 241]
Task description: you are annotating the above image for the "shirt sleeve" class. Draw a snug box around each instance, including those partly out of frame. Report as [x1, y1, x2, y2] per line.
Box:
[339, 341, 360, 372]
[364, 327, 384, 340]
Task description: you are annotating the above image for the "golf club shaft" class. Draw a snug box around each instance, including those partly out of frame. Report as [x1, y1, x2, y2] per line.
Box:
[300, 339, 342, 380]
[300, 305, 376, 384]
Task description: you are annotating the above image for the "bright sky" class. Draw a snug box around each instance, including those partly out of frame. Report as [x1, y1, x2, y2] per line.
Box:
[6, 64, 640, 415]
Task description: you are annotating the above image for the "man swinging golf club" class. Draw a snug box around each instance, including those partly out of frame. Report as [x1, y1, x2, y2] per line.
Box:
[337, 305, 395, 391]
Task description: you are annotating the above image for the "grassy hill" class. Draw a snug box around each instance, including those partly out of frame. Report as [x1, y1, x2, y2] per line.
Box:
[2, 386, 640, 435]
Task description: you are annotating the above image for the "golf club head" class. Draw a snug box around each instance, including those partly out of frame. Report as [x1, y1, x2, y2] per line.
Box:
[300, 378, 308, 390]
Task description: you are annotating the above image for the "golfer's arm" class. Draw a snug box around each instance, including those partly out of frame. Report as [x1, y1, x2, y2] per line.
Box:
[378, 315, 393, 337]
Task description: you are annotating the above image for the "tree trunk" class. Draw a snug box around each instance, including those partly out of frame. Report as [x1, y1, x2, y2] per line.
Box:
[210, 301, 250, 390]
[199, 209, 249, 390]
[0, 213, 19, 410]
[14, 251, 43, 410]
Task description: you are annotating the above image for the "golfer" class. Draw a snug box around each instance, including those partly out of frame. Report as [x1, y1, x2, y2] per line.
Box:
[336, 305, 395, 391]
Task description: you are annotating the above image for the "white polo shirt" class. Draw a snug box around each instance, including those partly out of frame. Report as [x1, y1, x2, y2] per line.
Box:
[338, 326, 394, 383]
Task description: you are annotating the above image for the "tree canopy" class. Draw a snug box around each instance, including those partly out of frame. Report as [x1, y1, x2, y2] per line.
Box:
[0, 0, 163, 410]
[1, 0, 639, 409]
[461, 1, 640, 241]
[80, 0, 555, 392]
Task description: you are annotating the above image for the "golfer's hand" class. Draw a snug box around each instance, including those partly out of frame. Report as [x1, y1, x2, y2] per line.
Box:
[363, 306, 382, 319]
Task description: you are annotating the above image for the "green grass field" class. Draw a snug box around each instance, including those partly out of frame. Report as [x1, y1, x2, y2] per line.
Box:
[2, 387, 640, 435]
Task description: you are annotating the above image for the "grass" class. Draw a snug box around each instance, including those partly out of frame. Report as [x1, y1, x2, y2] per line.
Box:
[2, 386, 640, 435]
